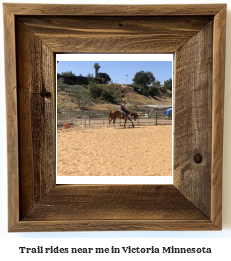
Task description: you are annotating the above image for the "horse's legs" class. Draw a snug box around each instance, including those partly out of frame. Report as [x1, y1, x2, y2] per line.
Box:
[113, 117, 116, 127]
[127, 116, 134, 128]
[124, 118, 127, 128]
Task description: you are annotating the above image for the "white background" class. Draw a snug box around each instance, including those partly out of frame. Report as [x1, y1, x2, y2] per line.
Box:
[0, 0, 231, 260]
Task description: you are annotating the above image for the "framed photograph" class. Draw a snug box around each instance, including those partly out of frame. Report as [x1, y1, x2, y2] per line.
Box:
[4, 3, 226, 231]
[56, 53, 173, 185]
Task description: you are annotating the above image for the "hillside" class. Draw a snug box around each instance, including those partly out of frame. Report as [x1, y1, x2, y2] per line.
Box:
[57, 83, 172, 112]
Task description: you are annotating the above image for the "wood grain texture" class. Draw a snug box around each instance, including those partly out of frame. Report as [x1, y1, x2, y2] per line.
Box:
[174, 22, 213, 218]
[3, 3, 225, 16]
[22, 185, 207, 221]
[3, 4, 19, 231]
[16, 19, 56, 219]
[4, 3, 226, 231]
[13, 185, 219, 232]
[18, 16, 213, 53]
[211, 5, 226, 228]
[11, 220, 218, 232]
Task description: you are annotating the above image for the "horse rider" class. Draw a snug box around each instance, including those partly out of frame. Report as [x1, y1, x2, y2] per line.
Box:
[121, 100, 128, 118]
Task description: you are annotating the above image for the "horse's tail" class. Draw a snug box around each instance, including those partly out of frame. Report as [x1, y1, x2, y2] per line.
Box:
[108, 108, 112, 120]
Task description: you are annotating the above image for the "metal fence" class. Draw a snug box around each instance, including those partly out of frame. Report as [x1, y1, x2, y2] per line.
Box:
[57, 108, 172, 127]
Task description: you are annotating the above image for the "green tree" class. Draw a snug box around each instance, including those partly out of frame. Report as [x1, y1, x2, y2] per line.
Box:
[87, 73, 94, 80]
[163, 78, 172, 90]
[132, 70, 155, 92]
[98, 72, 111, 83]
[94, 63, 101, 78]
[152, 80, 161, 88]
[61, 71, 76, 76]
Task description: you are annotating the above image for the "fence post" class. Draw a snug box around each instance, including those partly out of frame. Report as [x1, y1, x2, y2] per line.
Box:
[155, 110, 158, 125]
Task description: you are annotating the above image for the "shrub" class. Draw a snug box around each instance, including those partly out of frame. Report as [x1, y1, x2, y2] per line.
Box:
[132, 85, 139, 92]
[148, 86, 159, 97]
[160, 87, 167, 94]
[57, 80, 64, 85]
[102, 90, 115, 103]
[88, 82, 103, 99]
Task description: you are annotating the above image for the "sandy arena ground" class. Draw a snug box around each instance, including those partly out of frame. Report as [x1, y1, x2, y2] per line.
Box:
[57, 125, 172, 176]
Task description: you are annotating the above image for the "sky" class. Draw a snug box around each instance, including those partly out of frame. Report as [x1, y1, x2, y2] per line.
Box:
[57, 54, 173, 85]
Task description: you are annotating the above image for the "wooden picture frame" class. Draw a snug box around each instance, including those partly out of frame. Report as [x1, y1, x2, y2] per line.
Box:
[4, 3, 226, 232]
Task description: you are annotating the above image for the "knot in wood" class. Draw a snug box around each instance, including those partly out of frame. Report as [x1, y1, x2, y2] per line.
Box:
[40, 89, 52, 99]
[194, 153, 203, 164]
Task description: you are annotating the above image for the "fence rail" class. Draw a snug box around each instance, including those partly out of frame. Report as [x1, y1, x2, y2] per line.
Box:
[57, 108, 172, 127]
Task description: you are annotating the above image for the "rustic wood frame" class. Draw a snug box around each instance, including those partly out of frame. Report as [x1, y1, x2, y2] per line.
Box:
[4, 4, 226, 232]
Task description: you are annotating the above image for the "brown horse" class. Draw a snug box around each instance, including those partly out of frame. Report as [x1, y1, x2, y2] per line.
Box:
[109, 109, 138, 128]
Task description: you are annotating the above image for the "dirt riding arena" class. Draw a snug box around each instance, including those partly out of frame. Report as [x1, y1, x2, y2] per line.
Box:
[57, 124, 172, 176]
